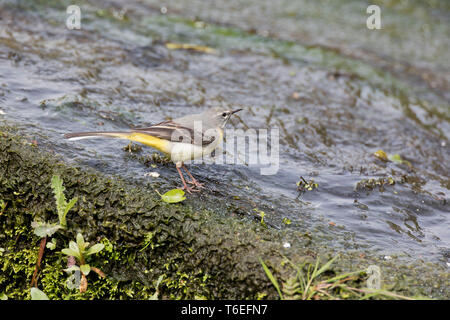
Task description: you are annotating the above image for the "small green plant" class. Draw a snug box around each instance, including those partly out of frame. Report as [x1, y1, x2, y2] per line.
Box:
[30, 174, 78, 287]
[61, 233, 105, 293]
[253, 209, 267, 228]
[51, 174, 78, 228]
[31, 221, 62, 238]
[260, 255, 417, 300]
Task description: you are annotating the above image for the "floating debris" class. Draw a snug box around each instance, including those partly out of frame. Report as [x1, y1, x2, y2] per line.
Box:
[388, 153, 412, 167]
[165, 42, 218, 54]
[144, 172, 160, 178]
[374, 150, 412, 168]
[138, 152, 171, 165]
[122, 142, 143, 153]
[353, 199, 369, 210]
[296, 176, 318, 193]
[373, 149, 388, 161]
[291, 92, 300, 100]
[355, 177, 396, 192]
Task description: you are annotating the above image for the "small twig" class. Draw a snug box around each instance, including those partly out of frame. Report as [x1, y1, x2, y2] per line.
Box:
[30, 236, 47, 287]
[90, 267, 106, 278]
[316, 289, 339, 300]
[346, 287, 415, 300]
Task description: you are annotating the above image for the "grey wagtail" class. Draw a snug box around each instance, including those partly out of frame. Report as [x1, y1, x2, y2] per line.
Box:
[64, 107, 242, 193]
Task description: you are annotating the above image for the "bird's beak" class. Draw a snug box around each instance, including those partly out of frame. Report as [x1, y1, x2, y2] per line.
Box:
[231, 108, 243, 114]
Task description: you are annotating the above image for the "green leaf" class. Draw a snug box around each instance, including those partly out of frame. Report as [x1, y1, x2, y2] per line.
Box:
[30, 287, 49, 300]
[51, 175, 77, 228]
[61, 248, 81, 259]
[160, 189, 186, 203]
[31, 221, 61, 238]
[0, 293, 8, 300]
[46, 238, 57, 250]
[80, 264, 91, 276]
[259, 258, 283, 299]
[388, 153, 403, 163]
[65, 196, 78, 214]
[76, 233, 85, 250]
[69, 240, 79, 253]
[51, 175, 66, 219]
[315, 255, 339, 278]
[62, 197, 78, 224]
[85, 243, 105, 256]
[64, 265, 80, 273]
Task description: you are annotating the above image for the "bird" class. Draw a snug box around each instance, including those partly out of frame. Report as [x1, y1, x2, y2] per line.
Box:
[64, 107, 242, 193]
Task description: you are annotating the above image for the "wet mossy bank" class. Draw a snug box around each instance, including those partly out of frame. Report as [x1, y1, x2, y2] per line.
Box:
[0, 124, 294, 299]
[0, 124, 449, 299]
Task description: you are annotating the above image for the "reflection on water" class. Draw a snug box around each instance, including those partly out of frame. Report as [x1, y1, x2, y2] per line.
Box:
[0, 0, 448, 265]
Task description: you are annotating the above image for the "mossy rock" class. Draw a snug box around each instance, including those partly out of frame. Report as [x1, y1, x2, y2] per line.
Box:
[0, 125, 294, 299]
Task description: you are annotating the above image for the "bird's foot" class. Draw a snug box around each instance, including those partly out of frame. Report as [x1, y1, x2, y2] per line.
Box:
[187, 179, 205, 189]
[182, 184, 200, 194]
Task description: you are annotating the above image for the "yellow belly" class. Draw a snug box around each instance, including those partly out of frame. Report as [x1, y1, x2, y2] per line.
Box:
[124, 129, 223, 165]
[126, 132, 172, 154]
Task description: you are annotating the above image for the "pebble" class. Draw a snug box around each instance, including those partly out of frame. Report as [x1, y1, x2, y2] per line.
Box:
[144, 172, 160, 178]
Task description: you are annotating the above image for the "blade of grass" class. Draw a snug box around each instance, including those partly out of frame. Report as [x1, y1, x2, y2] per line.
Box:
[259, 258, 283, 300]
[315, 255, 339, 278]
[324, 269, 364, 283]
[357, 288, 422, 300]
[303, 259, 320, 299]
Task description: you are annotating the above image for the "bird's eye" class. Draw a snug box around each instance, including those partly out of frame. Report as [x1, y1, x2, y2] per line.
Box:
[222, 112, 228, 118]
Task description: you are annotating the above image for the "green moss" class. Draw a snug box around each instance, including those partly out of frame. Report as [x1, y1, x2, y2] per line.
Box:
[0, 125, 279, 299]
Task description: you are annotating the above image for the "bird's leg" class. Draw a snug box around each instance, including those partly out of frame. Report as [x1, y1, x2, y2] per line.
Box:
[176, 166, 198, 194]
[182, 164, 205, 189]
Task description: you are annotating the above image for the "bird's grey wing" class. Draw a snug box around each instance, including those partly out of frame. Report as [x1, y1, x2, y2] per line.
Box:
[132, 120, 216, 146]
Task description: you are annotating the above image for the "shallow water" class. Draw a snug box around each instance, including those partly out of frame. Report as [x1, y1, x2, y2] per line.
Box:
[0, 0, 449, 266]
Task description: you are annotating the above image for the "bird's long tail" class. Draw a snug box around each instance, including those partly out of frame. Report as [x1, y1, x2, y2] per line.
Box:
[64, 131, 132, 141]
[64, 131, 171, 154]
